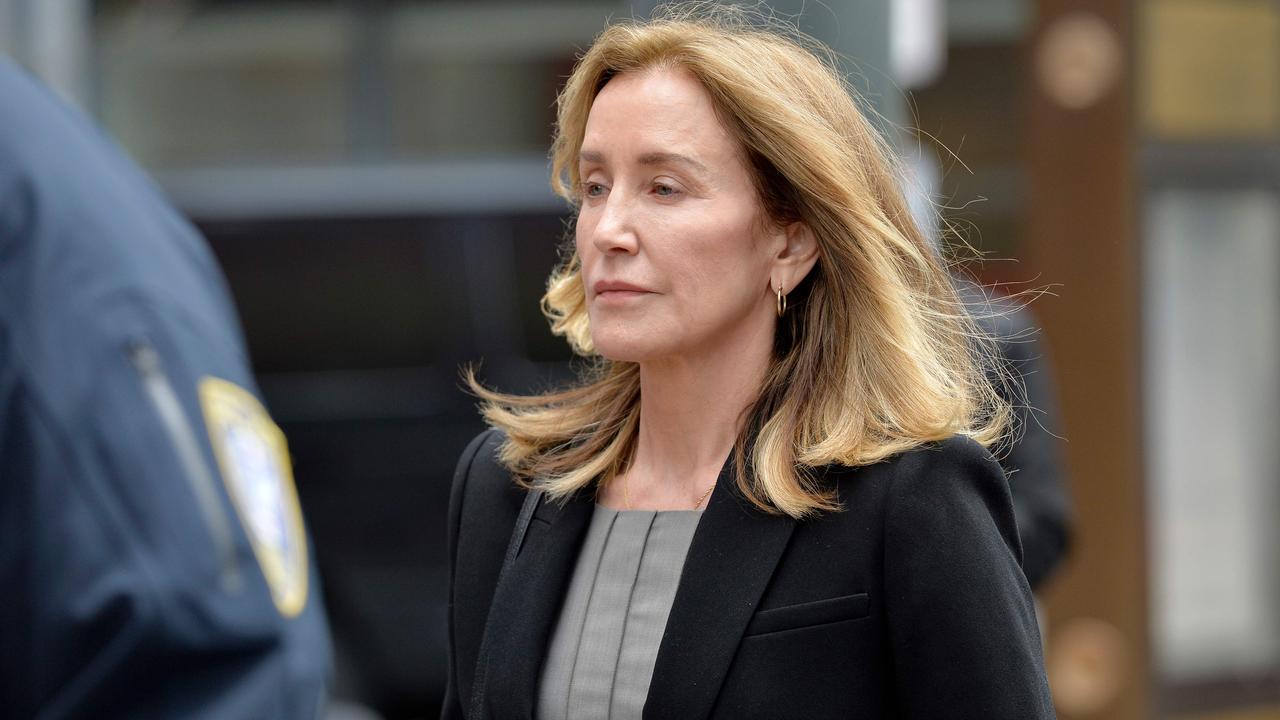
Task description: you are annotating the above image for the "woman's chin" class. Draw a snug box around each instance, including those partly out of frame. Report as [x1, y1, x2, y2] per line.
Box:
[593, 343, 654, 364]
[591, 331, 671, 364]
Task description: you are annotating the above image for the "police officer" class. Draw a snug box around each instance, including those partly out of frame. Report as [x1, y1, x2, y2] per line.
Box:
[0, 60, 331, 717]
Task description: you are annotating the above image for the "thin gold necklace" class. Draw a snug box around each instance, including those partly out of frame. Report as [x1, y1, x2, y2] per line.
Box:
[623, 472, 716, 510]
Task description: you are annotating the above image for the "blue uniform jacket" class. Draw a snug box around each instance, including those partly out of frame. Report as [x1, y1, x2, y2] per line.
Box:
[0, 60, 330, 718]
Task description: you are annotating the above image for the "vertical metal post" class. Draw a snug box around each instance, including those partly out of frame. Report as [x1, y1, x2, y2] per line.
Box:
[21, 0, 91, 107]
[0, 0, 16, 59]
[345, 0, 392, 162]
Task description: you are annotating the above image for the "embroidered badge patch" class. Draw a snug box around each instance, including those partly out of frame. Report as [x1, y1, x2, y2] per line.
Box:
[199, 377, 308, 617]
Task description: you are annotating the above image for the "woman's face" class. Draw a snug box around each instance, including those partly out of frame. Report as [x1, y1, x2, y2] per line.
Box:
[576, 67, 782, 364]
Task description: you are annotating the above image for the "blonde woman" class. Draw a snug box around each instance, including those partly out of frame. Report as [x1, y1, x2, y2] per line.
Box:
[443, 5, 1054, 719]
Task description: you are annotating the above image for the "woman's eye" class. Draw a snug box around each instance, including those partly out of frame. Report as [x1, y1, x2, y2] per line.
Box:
[653, 183, 679, 197]
[583, 182, 606, 198]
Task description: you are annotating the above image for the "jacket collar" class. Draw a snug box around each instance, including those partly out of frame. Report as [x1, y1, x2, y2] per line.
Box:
[478, 486, 594, 720]
[644, 462, 796, 719]
[476, 458, 797, 720]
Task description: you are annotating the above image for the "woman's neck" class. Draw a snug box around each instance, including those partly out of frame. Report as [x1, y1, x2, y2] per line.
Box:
[614, 320, 774, 509]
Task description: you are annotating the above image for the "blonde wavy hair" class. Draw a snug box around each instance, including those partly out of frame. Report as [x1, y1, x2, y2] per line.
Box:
[466, 2, 1010, 518]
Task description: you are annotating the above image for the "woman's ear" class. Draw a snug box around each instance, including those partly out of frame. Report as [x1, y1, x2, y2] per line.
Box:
[770, 221, 820, 294]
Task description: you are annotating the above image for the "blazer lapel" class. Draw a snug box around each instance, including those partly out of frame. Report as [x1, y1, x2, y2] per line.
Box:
[477, 488, 594, 720]
[644, 460, 797, 720]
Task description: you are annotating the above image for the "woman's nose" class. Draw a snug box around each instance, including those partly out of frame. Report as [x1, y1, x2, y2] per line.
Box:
[590, 193, 639, 255]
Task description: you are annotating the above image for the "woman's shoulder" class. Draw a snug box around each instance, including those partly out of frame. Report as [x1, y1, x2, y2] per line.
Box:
[454, 427, 507, 480]
[826, 435, 1003, 490]
[888, 434, 1005, 488]
[823, 435, 1015, 543]
[880, 435, 1021, 562]
[448, 428, 526, 536]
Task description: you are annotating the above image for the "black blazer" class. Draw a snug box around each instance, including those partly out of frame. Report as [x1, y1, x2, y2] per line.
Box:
[442, 429, 1055, 719]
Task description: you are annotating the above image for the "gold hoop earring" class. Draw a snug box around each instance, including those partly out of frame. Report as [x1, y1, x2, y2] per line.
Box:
[776, 284, 786, 317]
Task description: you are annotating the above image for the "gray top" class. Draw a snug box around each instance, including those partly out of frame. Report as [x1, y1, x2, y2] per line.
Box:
[537, 505, 703, 720]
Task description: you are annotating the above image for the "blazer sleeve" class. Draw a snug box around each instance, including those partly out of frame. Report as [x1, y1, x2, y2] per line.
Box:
[884, 436, 1056, 719]
[440, 428, 497, 720]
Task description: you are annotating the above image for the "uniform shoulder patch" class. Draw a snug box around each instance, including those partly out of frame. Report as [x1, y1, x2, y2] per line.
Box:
[199, 377, 309, 618]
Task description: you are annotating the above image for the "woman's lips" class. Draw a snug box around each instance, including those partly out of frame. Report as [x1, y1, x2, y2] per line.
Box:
[593, 281, 653, 300]
[595, 289, 651, 303]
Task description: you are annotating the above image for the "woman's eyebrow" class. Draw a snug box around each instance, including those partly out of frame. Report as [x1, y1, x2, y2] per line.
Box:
[637, 151, 710, 177]
[578, 149, 710, 178]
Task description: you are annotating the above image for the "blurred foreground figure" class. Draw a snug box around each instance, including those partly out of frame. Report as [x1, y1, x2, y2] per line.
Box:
[0, 60, 330, 718]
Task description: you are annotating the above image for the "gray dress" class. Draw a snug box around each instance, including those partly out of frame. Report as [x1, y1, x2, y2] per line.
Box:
[536, 505, 702, 720]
